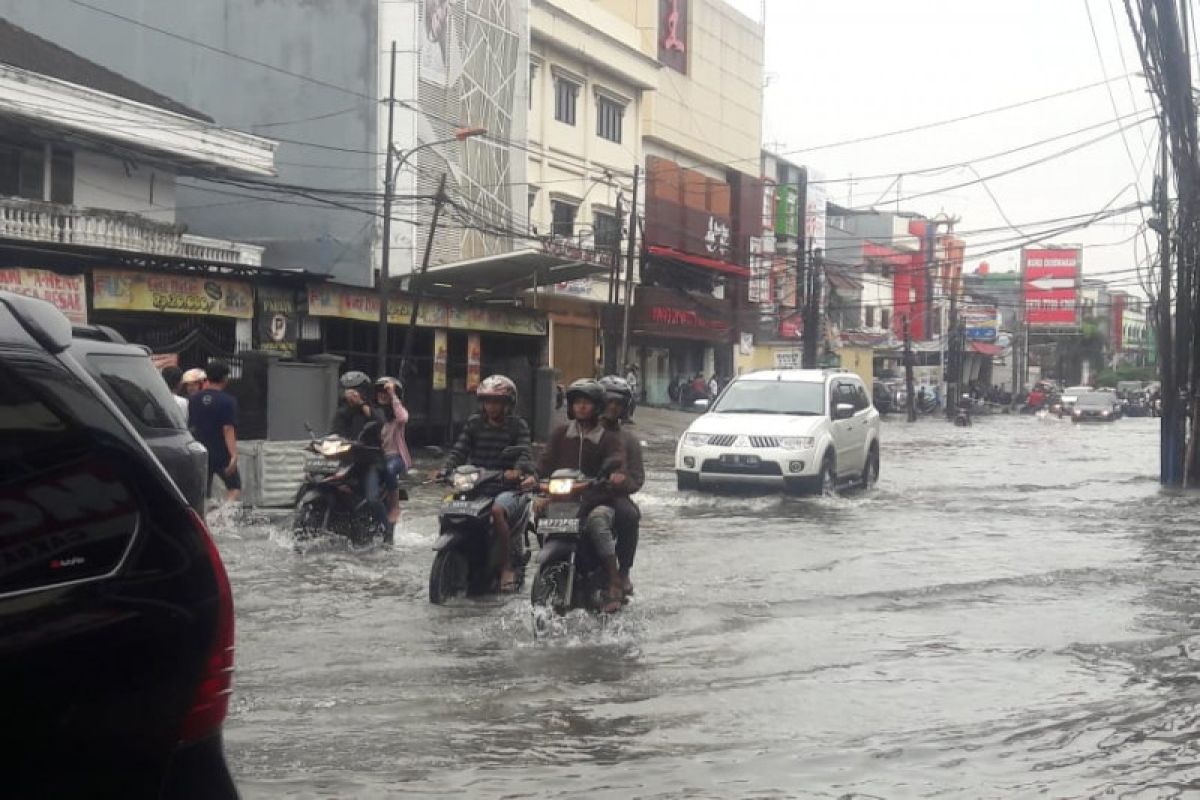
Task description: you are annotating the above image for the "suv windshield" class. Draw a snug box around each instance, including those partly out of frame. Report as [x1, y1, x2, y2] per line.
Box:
[711, 380, 825, 416]
[85, 353, 186, 431]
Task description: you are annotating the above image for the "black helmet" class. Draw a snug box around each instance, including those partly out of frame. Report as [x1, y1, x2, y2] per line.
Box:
[375, 375, 404, 401]
[565, 378, 605, 420]
[339, 370, 372, 392]
[599, 375, 633, 413]
[477, 374, 518, 407]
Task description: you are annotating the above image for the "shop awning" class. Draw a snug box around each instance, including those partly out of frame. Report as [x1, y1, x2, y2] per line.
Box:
[969, 341, 1004, 357]
[404, 246, 615, 299]
[647, 245, 751, 278]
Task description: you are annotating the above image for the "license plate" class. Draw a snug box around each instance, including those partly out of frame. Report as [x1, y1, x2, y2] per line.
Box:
[720, 453, 760, 466]
[305, 459, 337, 474]
[539, 517, 580, 534]
[442, 499, 487, 515]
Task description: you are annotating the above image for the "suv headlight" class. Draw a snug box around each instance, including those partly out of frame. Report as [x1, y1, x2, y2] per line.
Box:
[779, 436, 815, 450]
[683, 433, 711, 446]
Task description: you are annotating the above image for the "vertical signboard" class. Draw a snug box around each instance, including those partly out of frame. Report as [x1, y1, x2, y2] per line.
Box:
[775, 185, 799, 238]
[1022, 248, 1081, 328]
[256, 288, 297, 356]
[804, 169, 827, 252]
[466, 333, 481, 391]
[658, 0, 688, 73]
[433, 329, 448, 390]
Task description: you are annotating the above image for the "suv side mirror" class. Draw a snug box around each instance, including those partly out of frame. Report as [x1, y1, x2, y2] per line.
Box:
[833, 403, 855, 420]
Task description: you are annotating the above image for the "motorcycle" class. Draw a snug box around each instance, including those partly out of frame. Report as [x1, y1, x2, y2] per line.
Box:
[428, 446, 534, 604]
[292, 427, 401, 546]
[953, 408, 972, 427]
[529, 461, 620, 618]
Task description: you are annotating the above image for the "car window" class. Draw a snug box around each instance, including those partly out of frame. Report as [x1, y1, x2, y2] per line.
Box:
[85, 353, 185, 431]
[853, 383, 871, 411]
[712, 380, 825, 415]
[832, 381, 858, 411]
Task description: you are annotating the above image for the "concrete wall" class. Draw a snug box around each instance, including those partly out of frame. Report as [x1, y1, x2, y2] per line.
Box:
[73, 150, 176, 223]
[0, 0, 380, 285]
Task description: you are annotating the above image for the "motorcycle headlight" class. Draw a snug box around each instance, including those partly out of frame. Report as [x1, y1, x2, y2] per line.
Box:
[548, 478, 576, 496]
[452, 472, 480, 492]
[1101, 410, 1110, 416]
[1073, 409, 1082, 416]
[683, 432, 711, 447]
[319, 440, 351, 457]
[779, 436, 815, 450]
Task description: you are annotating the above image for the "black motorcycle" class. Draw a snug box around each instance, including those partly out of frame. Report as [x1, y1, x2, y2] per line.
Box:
[530, 463, 619, 618]
[428, 449, 534, 604]
[292, 428, 400, 546]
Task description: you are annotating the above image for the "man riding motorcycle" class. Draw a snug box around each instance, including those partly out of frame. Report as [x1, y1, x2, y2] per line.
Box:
[537, 379, 627, 612]
[438, 374, 534, 592]
[599, 375, 643, 596]
[330, 370, 388, 527]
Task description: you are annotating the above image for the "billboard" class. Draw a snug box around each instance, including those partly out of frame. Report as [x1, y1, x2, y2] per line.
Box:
[961, 305, 999, 342]
[1022, 248, 1081, 328]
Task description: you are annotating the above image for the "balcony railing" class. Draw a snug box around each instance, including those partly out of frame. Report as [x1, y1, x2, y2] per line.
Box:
[0, 195, 261, 267]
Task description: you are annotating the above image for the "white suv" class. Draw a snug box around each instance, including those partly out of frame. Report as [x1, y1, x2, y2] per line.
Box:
[674, 369, 881, 494]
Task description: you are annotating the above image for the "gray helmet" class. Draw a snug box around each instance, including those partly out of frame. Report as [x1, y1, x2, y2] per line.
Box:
[375, 375, 404, 401]
[599, 374, 633, 405]
[565, 378, 605, 419]
[339, 370, 372, 392]
[477, 374, 518, 408]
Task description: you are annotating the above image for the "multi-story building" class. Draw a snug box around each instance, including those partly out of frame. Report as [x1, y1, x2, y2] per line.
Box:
[525, 0, 659, 384]
[596, 0, 765, 403]
[0, 19, 279, 370]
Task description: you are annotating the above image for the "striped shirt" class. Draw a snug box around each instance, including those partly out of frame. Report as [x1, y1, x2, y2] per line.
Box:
[444, 414, 533, 472]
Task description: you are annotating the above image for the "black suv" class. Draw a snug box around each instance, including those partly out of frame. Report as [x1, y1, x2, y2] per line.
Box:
[68, 324, 209, 516]
[0, 292, 237, 798]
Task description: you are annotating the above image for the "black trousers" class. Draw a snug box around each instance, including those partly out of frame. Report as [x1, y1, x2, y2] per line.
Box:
[612, 496, 641, 572]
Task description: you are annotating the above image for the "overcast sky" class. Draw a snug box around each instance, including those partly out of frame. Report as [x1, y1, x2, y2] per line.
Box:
[725, 0, 1158, 292]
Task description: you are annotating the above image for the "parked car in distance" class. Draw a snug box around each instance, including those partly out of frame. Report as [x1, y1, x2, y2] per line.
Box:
[675, 369, 881, 494]
[1072, 392, 1118, 422]
[0, 292, 237, 798]
[69, 324, 209, 516]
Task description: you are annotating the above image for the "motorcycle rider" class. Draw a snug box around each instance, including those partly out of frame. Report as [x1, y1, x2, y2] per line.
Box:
[956, 392, 973, 425]
[330, 370, 388, 527]
[438, 375, 534, 592]
[537, 379, 627, 612]
[375, 376, 411, 525]
[599, 375, 643, 596]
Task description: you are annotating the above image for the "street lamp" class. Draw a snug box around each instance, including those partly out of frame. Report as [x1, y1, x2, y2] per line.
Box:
[376, 125, 487, 378]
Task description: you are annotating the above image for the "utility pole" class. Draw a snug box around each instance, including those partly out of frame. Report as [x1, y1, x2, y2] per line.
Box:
[904, 314, 916, 422]
[1155, 109, 1177, 484]
[618, 164, 640, 371]
[802, 245, 823, 368]
[399, 173, 448, 377]
[375, 41, 398, 379]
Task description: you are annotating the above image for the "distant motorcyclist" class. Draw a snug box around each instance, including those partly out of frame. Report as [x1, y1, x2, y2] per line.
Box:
[537, 379, 626, 612]
[956, 392, 973, 425]
[438, 374, 534, 592]
[600, 375, 643, 596]
[330, 370, 387, 525]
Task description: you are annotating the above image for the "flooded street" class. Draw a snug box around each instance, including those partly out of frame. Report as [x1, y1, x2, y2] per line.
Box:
[214, 412, 1200, 798]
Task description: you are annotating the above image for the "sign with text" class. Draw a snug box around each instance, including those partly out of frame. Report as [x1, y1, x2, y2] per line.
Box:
[256, 287, 297, 356]
[1022, 248, 1080, 328]
[0, 268, 86, 323]
[634, 285, 732, 343]
[775, 185, 799, 238]
[961, 305, 1000, 342]
[93, 269, 252, 319]
[306, 284, 547, 336]
[466, 333, 481, 391]
[433, 329, 448, 391]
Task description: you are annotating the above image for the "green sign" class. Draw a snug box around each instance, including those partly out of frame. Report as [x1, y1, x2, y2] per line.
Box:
[775, 185, 799, 238]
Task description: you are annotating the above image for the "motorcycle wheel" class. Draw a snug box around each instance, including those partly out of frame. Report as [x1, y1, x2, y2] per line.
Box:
[530, 560, 572, 616]
[292, 500, 326, 541]
[429, 550, 470, 605]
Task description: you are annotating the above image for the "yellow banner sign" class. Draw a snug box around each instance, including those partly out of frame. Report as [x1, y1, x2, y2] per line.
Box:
[306, 284, 547, 336]
[93, 269, 253, 319]
[0, 268, 87, 323]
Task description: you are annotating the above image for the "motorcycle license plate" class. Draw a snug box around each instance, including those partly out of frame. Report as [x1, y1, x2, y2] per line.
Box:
[305, 458, 338, 475]
[540, 517, 580, 534]
[442, 499, 488, 515]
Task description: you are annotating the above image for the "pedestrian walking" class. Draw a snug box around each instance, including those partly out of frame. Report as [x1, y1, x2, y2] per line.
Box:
[189, 361, 240, 503]
[624, 363, 639, 420]
[708, 373, 719, 400]
[181, 367, 207, 398]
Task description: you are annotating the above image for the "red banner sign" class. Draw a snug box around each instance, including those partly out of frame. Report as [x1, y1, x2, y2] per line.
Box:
[1022, 248, 1080, 328]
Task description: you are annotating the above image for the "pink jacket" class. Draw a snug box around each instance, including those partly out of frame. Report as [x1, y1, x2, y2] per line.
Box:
[382, 395, 412, 468]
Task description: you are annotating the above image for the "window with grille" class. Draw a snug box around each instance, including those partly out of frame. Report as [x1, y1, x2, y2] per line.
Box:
[881, 309, 891, 330]
[596, 96, 624, 143]
[554, 76, 578, 125]
[864, 306, 875, 327]
[593, 211, 619, 250]
[551, 200, 577, 238]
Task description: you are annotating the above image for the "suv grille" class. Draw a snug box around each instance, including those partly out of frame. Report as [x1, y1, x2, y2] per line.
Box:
[707, 434, 737, 447]
[750, 436, 780, 448]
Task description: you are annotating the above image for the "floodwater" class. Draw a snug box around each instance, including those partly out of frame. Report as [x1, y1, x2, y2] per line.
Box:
[213, 412, 1200, 798]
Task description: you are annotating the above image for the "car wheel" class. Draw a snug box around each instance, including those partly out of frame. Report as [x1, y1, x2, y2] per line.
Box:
[676, 471, 700, 491]
[818, 455, 837, 497]
[861, 446, 879, 488]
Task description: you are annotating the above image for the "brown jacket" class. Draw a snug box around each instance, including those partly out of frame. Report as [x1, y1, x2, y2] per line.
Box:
[603, 419, 644, 495]
[538, 419, 625, 507]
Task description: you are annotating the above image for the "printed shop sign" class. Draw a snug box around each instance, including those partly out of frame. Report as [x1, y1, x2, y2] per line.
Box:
[0, 268, 87, 323]
[256, 287, 298, 356]
[307, 284, 548, 336]
[93, 269, 252, 319]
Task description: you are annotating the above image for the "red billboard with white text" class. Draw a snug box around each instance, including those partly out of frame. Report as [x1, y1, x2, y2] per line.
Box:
[1022, 248, 1081, 328]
